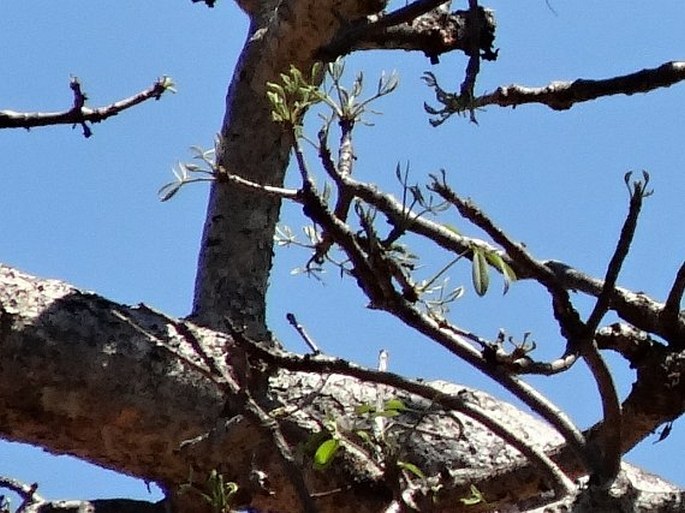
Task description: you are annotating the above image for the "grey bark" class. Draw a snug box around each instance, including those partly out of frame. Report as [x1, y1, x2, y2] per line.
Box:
[1, 265, 683, 513]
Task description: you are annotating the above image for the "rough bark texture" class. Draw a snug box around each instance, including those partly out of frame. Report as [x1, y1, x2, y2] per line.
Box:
[189, 0, 491, 339]
[2, 265, 684, 513]
[190, 0, 388, 338]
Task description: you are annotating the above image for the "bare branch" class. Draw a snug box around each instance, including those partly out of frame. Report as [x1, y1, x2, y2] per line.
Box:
[286, 312, 321, 354]
[0, 77, 174, 137]
[586, 171, 650, 332]
[318, 5, 496, 64]
[571, 173, 651, 485]
[217, 167, 300, 199]
[662, 261, 685, 328]
[475, 60, 685, 111]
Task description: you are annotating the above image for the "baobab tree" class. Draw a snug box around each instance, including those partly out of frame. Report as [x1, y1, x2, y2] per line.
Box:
[2, 2, 685, 513]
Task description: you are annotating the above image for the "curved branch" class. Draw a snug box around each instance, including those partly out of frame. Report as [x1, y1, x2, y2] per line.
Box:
[236, 333, 575, 497]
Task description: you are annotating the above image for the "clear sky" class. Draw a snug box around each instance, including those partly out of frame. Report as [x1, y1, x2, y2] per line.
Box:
[1, 0, 684, 504]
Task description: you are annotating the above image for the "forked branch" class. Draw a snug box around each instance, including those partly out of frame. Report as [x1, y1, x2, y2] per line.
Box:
[424, 61, 685, 124]
[0, 76, 174, 137]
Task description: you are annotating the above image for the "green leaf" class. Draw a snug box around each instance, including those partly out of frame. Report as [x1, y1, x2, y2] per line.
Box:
[383, 398, 406, 412]
[484, 251, 516, 294]
[313, 438, 340, 469]
[355, 430, 372, 444]
[158, 182, 181, 202]
[499, 259, 517, 293]
[471, 248, 489, 296]
[373, 409, 400, 418]
[459, 484, 485, 506]
[397, 461, 425, 479]
[355, 403, 375, 415]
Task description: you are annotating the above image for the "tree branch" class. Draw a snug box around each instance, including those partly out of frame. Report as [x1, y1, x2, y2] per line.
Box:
[0, 77, 174, 137]
[2, 263, 685, 511]
[424, 61, 685, 124]
[322, 169, 684, 354]
[478, 61, 685, 111]
[318, 5, 496, 64]
[287, 167, 590, 470]
[238, 337, 575, 497]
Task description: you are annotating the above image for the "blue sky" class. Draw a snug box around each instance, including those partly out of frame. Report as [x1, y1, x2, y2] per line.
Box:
[1, 0, 684, 503]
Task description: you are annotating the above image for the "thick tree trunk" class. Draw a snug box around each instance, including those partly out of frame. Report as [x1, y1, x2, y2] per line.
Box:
[190, 0, 386, 338]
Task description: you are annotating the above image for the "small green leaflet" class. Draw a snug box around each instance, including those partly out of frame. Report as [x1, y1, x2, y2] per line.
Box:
[484, 251, 517, 294]
[397, 460, 425, 479]
[471, 248, 489, 296]
[383, 398, 406, 412]
[354, 398, 407, 417]
[459, 484, 485, 506]
[313, 438, 340, 469]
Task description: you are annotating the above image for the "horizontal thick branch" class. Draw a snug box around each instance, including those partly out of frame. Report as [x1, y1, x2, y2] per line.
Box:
[1, 264, 683, 512]
[424, 61, 685, 125]
[318, 5, 496, 63]
[475, 61, 685, 111]
[474, 61, 685, 110]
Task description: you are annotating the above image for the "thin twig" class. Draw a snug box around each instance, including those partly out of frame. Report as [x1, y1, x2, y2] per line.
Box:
[459, 400, 575, 496]
[0, 76, 174, 136]
[586, 172, 649, 332]
[579, 173, 650, 484]
[227, 326, 318, 513]
[218, 167, 300, 199]
[286, 312, 321, 354]
[242, 390, 319, 513]
[111, 306, 227, 388]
